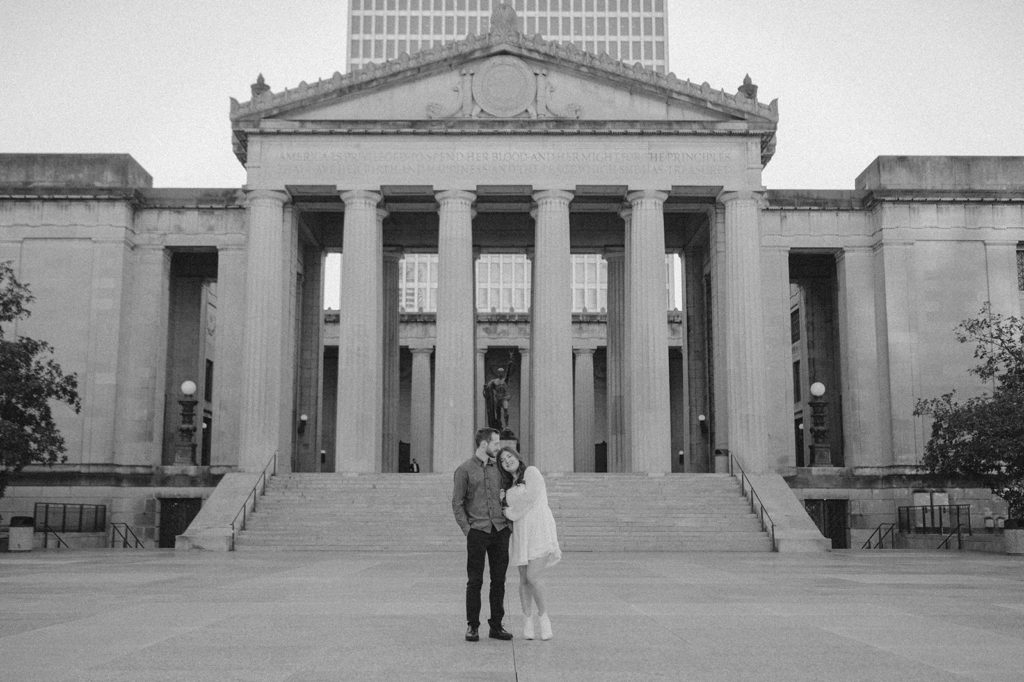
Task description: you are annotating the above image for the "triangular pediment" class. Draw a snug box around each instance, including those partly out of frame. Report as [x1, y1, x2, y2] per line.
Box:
[230, 8, 778, 163]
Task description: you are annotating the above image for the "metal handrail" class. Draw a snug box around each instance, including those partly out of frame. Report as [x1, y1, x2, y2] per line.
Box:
[34, 502, 106, 533]
[42, 525, 69, 549]
[727, 452, 777, 551]
[230, 451, 278, 551]
[861, 522, 896, 549]
[111, 522, 145, 549]
[938, 524, 966, 550]
[897, 504, 972, 535]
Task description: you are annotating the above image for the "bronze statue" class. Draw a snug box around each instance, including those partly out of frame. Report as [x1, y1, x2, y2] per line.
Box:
[483, 350, 516, 437]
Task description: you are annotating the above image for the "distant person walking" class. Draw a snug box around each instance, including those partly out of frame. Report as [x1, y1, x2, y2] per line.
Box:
[499, 446, 561, 641]
[409, 458, 420, 473]
[452, 427, 514, 642]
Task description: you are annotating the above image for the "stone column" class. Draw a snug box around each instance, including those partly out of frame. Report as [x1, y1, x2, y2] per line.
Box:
[335, 191, 385, 472]
[624, 191, 671, 473]
[683, 246, 709, 472]
[518, 347, 532, 455]
[476, 347, 488, 428]
[720, 190, 770, 473]
[382, 247, 402, 473]
[603, 246, 626, 472]
[433, 190, 477, 472]
[573, 347, 596, 472]
[410, 346, 434, 472]
[530, 190, 574, 472]
[238, 189, 289, 472]
[212, 244, 246, 468]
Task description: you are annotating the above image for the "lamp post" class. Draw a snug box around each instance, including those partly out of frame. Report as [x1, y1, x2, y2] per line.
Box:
[808, 381, 831, 466]
[173, 380, 199, 465]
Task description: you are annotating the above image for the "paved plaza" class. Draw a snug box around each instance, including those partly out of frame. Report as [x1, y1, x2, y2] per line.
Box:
[1, 549, 1022, 681]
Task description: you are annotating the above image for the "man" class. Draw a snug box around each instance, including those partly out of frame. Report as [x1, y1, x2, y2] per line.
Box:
[452, 427, 513, 642]
[409, 458, 420, 473]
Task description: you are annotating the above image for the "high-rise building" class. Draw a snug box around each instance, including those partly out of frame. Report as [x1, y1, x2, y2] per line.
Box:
[347, 0, 669, 73]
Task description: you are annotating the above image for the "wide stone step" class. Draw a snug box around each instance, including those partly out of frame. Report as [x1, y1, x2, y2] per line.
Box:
[235, 472, 772, 552]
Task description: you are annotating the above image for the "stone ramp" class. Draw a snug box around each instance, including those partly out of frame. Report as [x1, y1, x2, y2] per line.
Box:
[234, 473, 773, 552]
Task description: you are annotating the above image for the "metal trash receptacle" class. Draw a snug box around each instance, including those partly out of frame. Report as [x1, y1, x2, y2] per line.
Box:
[8, 516, 35, 551]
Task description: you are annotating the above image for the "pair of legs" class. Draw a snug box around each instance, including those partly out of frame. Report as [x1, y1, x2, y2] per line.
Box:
[517, 556, 550, 619]
[465, 526, 510, 629]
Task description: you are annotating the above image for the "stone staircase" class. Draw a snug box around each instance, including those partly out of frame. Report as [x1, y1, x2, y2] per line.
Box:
[234, 472, 774, 552]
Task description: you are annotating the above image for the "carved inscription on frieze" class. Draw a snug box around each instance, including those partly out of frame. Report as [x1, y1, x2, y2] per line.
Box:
[267, 148, 736, 182]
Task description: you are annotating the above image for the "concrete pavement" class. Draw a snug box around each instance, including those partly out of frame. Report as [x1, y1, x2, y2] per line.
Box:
[1, 549, 1022, 681]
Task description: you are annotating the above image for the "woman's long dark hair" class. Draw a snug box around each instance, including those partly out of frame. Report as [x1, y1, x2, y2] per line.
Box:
[499, 446, 527, 487]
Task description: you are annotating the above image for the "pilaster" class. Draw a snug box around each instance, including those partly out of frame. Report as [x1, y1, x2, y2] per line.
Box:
[382, 247, 402, 473]
[410, 346, 434, 471]
[476, 347, 488, 427]
[573, 347, 596, 472]
[603, 246, 626, 472]
[836, 247, 885, 467]
[212, 245, 246, 468]
[114, 245, 171, 466]
[518, 347, 532, 455]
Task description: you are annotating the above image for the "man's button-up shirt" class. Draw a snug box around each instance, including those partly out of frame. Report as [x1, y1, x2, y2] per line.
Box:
[452, 454, 508, 535]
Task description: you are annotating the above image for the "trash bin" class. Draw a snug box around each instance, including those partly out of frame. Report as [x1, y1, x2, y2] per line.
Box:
[8, 516, 35, 552]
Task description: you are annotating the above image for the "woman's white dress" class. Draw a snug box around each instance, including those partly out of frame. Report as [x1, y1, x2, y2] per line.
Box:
[504, 466, 561, 568]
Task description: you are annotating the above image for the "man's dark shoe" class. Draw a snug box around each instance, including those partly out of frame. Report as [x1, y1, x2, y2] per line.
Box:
[465, 625, 479, 642]
[488, 625, 514, 640]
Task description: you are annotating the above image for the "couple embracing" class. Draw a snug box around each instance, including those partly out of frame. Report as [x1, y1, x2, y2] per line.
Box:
[451, 427, 562, 643]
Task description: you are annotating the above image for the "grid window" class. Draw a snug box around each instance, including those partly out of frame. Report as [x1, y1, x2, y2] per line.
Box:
[571, 254, 608, 313]
[399, 254, 438, 312]
[476, 254, 531, 313]
[1017, 246, 1024, 291]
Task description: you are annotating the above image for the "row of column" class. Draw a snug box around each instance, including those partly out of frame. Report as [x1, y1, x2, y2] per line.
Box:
[237, 187, 770, 474]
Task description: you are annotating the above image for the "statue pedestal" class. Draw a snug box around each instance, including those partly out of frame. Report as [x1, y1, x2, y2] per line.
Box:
[497, 437, 519, 452]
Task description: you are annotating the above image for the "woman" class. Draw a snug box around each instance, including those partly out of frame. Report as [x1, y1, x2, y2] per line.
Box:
[499, 446, 561, 641]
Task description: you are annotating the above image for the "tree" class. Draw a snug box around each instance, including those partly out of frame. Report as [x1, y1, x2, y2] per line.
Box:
[0, 262, 81, 499]
[914, 303, 1024, 520]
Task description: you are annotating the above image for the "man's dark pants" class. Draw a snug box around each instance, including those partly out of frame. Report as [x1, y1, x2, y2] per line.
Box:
[466, 525, 511, 629]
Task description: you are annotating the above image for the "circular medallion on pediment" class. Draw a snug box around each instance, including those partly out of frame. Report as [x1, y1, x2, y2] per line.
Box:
[472, 57, 535, 117]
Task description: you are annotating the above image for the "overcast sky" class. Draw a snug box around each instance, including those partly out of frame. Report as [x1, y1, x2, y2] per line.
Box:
[2, 1, 1022, 191]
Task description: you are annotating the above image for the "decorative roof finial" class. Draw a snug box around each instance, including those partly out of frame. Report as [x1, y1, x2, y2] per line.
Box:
[490, 2, 520, 38]
[251, 73, 270, 98]
[737, 73, 758, 100]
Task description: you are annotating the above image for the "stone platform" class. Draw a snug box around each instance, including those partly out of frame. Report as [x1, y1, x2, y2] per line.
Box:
[1, 549, 1022, 680]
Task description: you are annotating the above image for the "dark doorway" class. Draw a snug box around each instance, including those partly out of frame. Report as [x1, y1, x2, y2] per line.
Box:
[398, 441, 411, 472]
[594, 441, 607, 472]
[804, 498, 849, 549]
[789, 254, 844, 466]
[158, 498, 202, 548]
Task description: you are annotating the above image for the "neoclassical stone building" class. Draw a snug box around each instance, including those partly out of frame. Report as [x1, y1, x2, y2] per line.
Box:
[2, 10, 1021, 548]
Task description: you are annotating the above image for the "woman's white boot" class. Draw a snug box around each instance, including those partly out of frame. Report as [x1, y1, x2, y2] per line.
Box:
[522, 609, 536, 640]
[538, 613, 552, 641]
